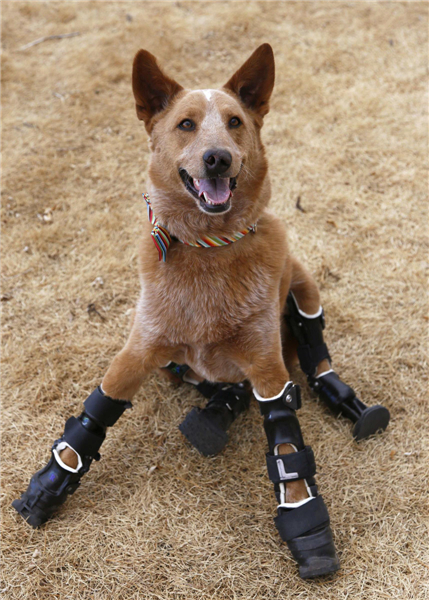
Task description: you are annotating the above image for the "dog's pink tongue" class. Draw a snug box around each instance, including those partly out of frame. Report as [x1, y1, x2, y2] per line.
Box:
[198, 178, 231, 204]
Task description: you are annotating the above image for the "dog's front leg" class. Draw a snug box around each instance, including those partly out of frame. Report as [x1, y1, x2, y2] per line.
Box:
[12, 325, 172, 529]
[237, 330, 340, 579]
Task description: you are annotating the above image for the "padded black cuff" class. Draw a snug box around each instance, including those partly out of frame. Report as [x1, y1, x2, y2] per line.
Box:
[266, 446, 316, 484]
[297, 343, 331, 376]
[274, 496, 330, 542]
[62, 416, 105, 458]
[84, 386, 132, 428]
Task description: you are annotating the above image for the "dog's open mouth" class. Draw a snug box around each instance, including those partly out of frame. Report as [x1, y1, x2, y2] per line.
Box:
[179, 169, 238, 214]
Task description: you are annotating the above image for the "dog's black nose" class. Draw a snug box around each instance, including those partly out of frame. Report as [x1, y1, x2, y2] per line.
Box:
[203, 149, 232, 176]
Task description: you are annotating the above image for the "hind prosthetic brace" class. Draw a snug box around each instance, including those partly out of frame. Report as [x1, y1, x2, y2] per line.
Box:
[286, 292, 390, 440]
[256, 382, 340, 579]
[12, 387, 131, 528]
[179, 382, 251, 456]
[164, 362, 252, 456]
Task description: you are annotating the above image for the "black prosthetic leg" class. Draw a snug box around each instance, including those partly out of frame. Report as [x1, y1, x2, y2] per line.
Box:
[12, 387, 131, 528]
[179, 382, 251, 456]
[257, 383, 340, 579]
[164, 362, 251, 456]
[286, 293, 390, 440]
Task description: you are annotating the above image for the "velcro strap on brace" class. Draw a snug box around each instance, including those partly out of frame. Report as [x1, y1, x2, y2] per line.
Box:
[62, 416, 105, 459]
[266, 446, 316, 484]
[274, 495, 330, 542]
[84, 386, 132, 428]
[297, 343, 331, 376]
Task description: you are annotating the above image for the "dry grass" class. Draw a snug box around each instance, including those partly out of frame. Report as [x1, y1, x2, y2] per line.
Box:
[1, 2, 428, 599]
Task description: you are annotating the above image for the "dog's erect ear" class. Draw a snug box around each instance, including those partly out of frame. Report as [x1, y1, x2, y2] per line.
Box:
[132, 49, 183, 129]
[223, 44, 275, 117]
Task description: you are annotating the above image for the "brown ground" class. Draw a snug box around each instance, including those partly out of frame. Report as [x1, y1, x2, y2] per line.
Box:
[1, 2, 428, 599]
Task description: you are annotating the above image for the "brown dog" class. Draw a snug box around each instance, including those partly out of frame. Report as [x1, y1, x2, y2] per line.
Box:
[102, 45, 328, 398]
[14, 44, 390, 579]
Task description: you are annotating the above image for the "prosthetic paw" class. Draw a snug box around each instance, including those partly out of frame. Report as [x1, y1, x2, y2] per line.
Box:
[12, 446, 93, 528]
[309, 371, 390, 441]
[258, 382, 340, 578]
[179, 383, 251, 456]
[12, 387, 131, 528]
[270, 459, 340, 579]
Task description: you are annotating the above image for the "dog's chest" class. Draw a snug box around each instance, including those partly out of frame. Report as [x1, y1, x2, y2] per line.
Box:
[139, 249, 276, 344]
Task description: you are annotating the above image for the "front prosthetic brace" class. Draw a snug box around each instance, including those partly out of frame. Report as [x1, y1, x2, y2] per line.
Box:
[286, 292, 390, 440]
[12, 387, 131, 528]
[256, 382, 340, 579]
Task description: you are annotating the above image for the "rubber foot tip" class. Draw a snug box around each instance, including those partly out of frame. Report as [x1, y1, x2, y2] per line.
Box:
[179, 407, 228, 456]
[353, 405, 390, 441]
[299, 554, 341, 579]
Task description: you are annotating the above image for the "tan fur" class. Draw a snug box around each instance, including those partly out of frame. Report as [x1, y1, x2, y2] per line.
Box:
[64, 45, 329, 503]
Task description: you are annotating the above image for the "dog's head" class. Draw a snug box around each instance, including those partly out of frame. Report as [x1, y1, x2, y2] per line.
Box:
[133, 44, 275, 239]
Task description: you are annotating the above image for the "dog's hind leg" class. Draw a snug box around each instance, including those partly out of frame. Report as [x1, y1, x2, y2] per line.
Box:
[238, 338, 340, 579]
[285, 257, 390, 440]
[12, 326, 171, 528]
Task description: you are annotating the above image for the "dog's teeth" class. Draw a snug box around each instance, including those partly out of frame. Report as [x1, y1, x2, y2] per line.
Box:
[194, 179, 200, 189]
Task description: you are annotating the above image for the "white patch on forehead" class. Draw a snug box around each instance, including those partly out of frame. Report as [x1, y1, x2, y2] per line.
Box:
[187, 89, 230, 103]
[202, 89, 213, 101]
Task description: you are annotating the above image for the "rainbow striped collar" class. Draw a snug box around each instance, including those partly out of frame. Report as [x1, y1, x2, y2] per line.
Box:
[143, 193, 257, 262]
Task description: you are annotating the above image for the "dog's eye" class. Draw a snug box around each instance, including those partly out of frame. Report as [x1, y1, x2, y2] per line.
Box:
[229, 116, 242, 129]
[178, 119, 195, 131]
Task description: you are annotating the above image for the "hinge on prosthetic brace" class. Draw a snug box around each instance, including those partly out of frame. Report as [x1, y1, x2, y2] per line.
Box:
[255, 381, 340, 578]
[12, 387, 132, 528]
[254, 381, 302, 414]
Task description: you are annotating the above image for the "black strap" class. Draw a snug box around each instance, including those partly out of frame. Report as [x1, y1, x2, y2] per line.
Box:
[287, 522, 334, 552]
[84, 387, 132, 428]
[274, 495, 330, 542]
[196, 380, 226, 400]
[309, 484, 318, 497]
[62, 416, 105, 458]
[207, 386, 250, 419]
[297, 344, 331, 376]
[266, 446, 316, 484]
